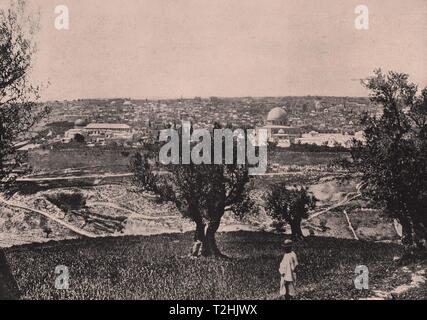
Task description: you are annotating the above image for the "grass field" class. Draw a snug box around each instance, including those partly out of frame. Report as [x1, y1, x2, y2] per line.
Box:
[268, 150, 348, 167]
[5, 231, 424, 300]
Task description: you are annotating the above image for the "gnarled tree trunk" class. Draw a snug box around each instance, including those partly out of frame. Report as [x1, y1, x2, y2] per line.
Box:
[204, 220, 223, 257]
[0, 249, 20, 300]
[400, 215, 427, 259]
[190, 218, 225, 258]
[289, 218, 304, 241]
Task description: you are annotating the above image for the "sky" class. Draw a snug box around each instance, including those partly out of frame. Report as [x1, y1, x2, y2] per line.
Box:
[3, 0, 426, 100]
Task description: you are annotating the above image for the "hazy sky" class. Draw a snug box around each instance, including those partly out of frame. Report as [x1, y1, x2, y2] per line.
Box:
[7, 0, 427, 100]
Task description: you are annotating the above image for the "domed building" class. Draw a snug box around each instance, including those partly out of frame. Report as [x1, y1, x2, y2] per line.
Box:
[74, 119, 88, 127]
[266, 107, 288, 126]
[257, 107, 302, 144]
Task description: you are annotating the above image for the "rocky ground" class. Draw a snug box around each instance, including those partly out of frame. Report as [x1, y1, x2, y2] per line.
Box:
[0, 177, 399, 248]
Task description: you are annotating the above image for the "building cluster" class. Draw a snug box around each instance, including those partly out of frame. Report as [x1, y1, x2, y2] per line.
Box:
[63, 120, 133, 144]
[257, 106, 365, 148]
[40, 96, 375, 149]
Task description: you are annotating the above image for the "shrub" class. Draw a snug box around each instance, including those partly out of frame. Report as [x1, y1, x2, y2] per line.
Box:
[46, 192, 86, 212]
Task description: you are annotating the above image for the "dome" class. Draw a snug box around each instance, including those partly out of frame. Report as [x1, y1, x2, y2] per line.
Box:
[74, 119, 87, 127]
[267, 107, 287, 122]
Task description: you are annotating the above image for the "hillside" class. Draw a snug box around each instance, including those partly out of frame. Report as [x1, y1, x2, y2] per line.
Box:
[4, 232, 425, 300]
[1, 175, 400, 247]
[0, 165, 416, 300]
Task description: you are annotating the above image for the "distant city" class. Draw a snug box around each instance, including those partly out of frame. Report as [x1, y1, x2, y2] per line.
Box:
[23, 96, 379, 152]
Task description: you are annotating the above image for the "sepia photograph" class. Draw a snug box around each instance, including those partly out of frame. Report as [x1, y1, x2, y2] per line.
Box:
[0, 0, 426, 306]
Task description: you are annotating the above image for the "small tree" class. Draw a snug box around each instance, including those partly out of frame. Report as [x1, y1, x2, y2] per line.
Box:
[46, 192, 87, 212]
[265, 183, 316, 240]
[348, 69, 427, 258]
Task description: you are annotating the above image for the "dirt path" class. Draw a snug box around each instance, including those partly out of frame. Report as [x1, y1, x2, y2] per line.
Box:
[343, 209, 359, 240]
[16, 173, 133, 182]
[87, 202, 177, 221]
[307, 193, 361, 221]
[0, 197, 96, 238]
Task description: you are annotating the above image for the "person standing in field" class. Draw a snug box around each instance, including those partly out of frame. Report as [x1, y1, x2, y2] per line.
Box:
[279, 239, 299, 300]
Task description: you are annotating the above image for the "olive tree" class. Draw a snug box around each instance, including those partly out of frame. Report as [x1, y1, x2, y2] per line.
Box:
[1, 0, 48, 191]
[0, 0, 48, 299]
[131, 125, 255, 257]
[265, 182, 316, 240]
[349, 69, 427, 259]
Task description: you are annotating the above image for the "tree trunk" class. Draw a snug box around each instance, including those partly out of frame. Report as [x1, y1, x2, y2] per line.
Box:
[0, 249, 20, 300]
[399, 215, 427, 260]
[191, 219, 225, 258]
[190, 202, 226, 258]
[290, 218, 304, 241]
[204, 220, 223, 257]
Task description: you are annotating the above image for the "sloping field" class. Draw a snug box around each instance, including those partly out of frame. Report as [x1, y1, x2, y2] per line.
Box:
[4, 232, 425, 300]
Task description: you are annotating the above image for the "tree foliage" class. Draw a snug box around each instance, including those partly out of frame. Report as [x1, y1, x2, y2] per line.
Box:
[265, 183, 316, 240]
[349, 69, 427, 257]
[131, 125, 256, 257]
[0, 0, 47, 300]
[0, 0, 48, 193]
